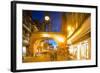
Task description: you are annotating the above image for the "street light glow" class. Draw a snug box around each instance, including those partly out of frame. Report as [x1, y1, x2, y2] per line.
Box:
[42, 34, 50, 37]
[67, 25, 74, 38]
[45, 16, 50, 21]
[56, 36, 65, 43]
[67, 26, 72, 31]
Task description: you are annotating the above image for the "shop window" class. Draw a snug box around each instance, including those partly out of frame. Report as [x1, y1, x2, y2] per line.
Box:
[68, 41, 89, 60]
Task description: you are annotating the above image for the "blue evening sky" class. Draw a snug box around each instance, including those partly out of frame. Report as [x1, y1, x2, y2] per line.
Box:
[32, 11, 62, 32]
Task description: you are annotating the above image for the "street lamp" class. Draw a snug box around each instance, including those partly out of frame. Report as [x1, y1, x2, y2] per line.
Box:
[43, 15, 51, 32]
[45, 16, 50, 21]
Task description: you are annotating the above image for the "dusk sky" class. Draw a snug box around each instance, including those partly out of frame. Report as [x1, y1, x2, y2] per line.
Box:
[32, 11, 62, 32]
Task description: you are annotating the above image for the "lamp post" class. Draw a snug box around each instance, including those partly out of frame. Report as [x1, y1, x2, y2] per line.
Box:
[44, 15, 51, 32]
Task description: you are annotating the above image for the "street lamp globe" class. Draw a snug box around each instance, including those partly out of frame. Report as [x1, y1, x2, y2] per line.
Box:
[45, 16, 50, 21]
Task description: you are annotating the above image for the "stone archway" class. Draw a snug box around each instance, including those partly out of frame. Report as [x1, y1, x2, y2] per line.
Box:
[32, 38, 58, 56]
[26, 32, 69, 61]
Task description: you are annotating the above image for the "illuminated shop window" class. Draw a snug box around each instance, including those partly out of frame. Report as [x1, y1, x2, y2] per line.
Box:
[78, 41, 88, 60]
[68, 41, 89, 60]
[69, 46, 78, 59]
[80, 41, 88, 59]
